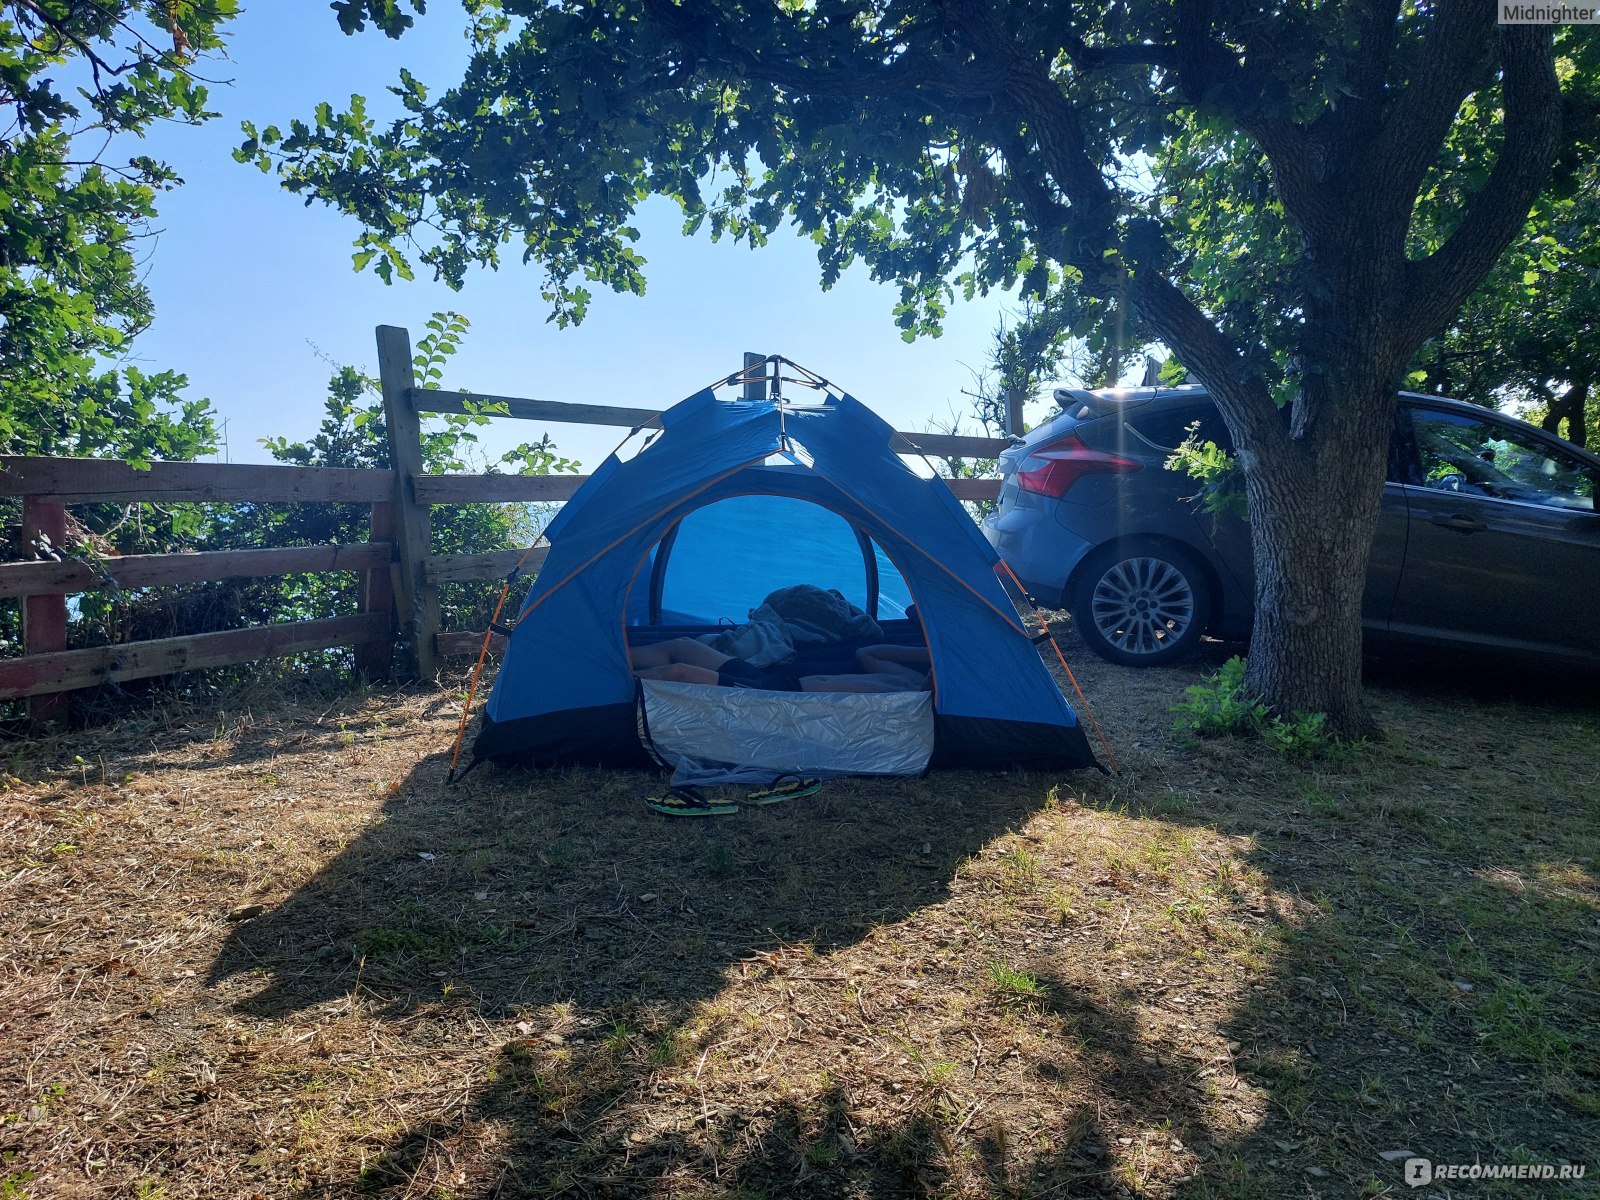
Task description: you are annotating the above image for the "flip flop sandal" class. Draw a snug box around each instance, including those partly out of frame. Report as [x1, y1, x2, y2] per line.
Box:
[645, 786, 739, 818]
[746, 776, 823, 806]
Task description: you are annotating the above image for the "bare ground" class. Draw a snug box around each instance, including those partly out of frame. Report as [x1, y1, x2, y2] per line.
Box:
[2, 638, 1597, 1199]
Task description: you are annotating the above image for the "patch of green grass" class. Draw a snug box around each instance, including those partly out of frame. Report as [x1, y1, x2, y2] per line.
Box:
[1303, 787, 1346, 819]
[354, 926, 440, 957]
[1551, 1077, 1600, 1118]
[986, 960, 1048, 1001]
[1178, 1153, 1270, 1199]
[1170, 657, 1268, 737]
[998, 845, 1040, 892]
[605, 1019, 634, 1054]
[538, 839, 577, 866]
[0, 1151, 37, 1200]
[1045, 889, 1076, 922]
[1476, 981, 1573, 1064]
[1172, 656, 1358, 761]
[1167, 899, 1211, 933]
[802, 1139, 844, 1166]
[648, 1029, 681, 1069]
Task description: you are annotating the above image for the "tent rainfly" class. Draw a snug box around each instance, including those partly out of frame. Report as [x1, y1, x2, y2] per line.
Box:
[470, 365, 1100, 782]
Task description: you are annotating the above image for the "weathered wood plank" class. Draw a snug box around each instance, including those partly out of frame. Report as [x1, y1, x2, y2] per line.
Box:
[355, 502, 397, 682]
[413, 474, 587, 505]
[742, 352, 767, 402]
[379, 325, 441, 681]
[436, 629, 505, 658]
[0, 456, 393, 504]
[891, 432, 1016, 458]
[414, 389, 662, 430]
[426, 547, 548, 584]
[0, 543, 393, 598]
[0, 614, 389, 700]
[21, 497, 68, 722]
[943, 478, 1002, 502]
[410, 397, 1010, 462]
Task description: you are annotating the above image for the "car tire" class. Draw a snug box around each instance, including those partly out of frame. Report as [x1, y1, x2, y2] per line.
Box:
[1068, 542, 1214, 667]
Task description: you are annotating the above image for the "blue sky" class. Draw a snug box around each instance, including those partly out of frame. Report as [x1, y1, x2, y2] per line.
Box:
[126, 5, 1050, 472]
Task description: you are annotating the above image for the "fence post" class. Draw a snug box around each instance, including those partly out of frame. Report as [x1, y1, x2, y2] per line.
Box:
[377, 325, 441, 681]
[743, 351, 766, 402]
[354, 500, 397, 681]
[21, 495, 68, 724]
[1004, 385, 1026, 438]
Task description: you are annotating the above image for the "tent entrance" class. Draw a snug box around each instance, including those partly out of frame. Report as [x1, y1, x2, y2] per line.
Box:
[638, 680, 934, 786]
[630, 491, 914, 626]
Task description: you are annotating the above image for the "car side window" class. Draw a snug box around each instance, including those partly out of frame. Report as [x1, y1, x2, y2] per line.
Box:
[1125, 403, 1235, 452]
[1405, 406, 1596, 511]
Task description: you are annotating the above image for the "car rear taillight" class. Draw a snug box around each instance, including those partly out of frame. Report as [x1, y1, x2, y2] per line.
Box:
[1014, 434, 1142, 498]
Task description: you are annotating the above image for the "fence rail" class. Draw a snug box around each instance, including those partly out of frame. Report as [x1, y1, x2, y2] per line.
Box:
[0, 544, 394, 598]
[0, 455, 393, 504]
[1, 328, 1005, 719]
[0, 614, 389, 699]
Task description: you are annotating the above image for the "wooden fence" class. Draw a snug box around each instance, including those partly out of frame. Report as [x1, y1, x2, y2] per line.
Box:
[0, 326, 1009, 721]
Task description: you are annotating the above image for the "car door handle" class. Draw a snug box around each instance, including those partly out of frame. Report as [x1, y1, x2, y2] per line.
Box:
[1431, 513, 1488, 533]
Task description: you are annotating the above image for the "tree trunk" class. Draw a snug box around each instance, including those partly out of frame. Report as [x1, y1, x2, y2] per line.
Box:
[1235, 390, 1394, 742]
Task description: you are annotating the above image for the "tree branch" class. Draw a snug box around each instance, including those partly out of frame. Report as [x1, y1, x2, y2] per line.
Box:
[640, 0, 996, 104]
[937, 0, 1120, 232]
[1333, 0, 1403, 131]
[1066, 40, 1177, 73]
[1401, 24, 1560, 345]
[1126, 268, 1282, 444]
[1367, 4, 1501, 212]
[13, 0, 133, 80]
[1169, 0, 1306, 171]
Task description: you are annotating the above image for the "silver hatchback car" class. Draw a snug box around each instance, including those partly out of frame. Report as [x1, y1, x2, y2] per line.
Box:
[982, 387, 1600, 668]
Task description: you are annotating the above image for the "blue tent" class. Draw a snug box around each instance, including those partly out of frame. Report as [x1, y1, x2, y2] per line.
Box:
[473, 379, 1098, 778]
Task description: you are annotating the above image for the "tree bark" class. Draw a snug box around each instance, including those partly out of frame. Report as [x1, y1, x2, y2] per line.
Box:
[1543, 376, 1591, 450]
[1236, 387, 1394, 741]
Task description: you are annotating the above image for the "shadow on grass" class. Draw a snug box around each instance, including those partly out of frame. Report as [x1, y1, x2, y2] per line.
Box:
[207, 739, 1232, 1196]
[1094, 667, 1600, 1198]
[209, 748, 1039, 1018]
[206, 664, 1599, 1199]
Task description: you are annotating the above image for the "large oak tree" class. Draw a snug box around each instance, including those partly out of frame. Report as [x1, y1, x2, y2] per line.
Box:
[260, 0, 1571, 736]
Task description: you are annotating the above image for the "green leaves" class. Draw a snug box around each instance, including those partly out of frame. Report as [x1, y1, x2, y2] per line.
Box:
[249, 2, 1576, 448]
[0, 0, 237, 460]
[1407, 34, 1599, 445]
[243, 311, 574, 641]
[1164, 426, 1248, 525]
[330, 0, 428, 39]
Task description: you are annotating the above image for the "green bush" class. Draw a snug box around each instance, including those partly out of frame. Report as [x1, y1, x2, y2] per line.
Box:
[1172, 656, 1355, 761]
[1170, 656, 1267, 736]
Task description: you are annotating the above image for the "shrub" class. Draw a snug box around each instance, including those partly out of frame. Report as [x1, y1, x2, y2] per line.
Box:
[1172, 656, 1356, 761]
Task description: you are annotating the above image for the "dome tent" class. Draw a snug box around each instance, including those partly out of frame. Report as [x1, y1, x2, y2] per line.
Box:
[470, 364, 1098, 781]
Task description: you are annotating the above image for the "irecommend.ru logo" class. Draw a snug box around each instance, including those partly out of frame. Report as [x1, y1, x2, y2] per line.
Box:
[1404, 1157, 1588, 1187]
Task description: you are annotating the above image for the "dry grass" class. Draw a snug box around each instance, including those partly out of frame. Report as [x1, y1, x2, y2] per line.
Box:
[1, 639, 1596, 1199]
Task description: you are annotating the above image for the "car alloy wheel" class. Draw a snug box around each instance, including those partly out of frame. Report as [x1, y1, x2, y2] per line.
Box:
[1071, 544, 1212, 666]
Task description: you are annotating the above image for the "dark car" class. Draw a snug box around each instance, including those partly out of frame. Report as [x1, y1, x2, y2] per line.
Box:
[982, 386, 1600, 668]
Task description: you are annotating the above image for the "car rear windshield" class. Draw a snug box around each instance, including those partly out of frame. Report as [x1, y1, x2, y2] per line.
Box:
[1124, 403, 1234, 451]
